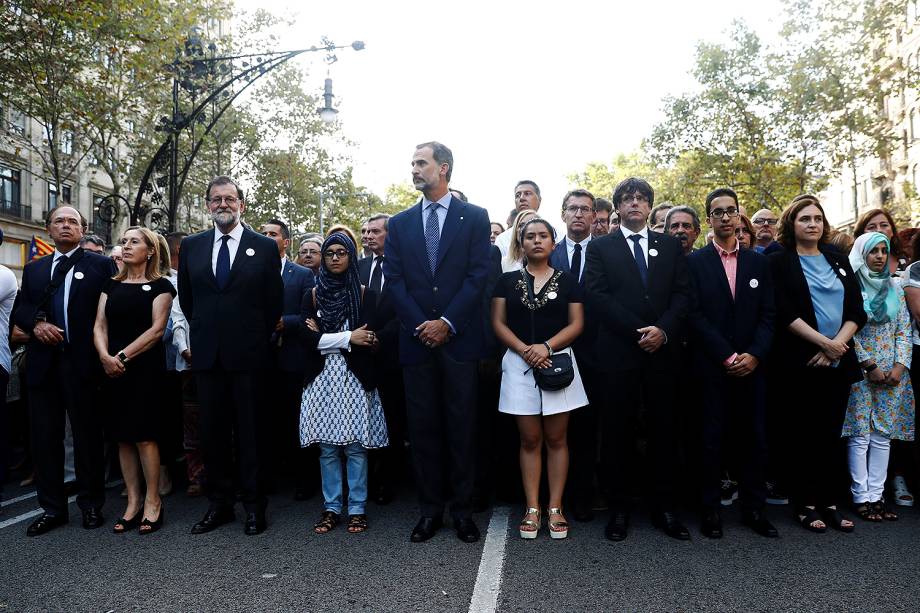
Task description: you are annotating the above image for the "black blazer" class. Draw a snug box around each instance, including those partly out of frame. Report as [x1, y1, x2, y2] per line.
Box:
[550, 236, 598, 366]
[177, 227, 283, 371]
[583, 229, 690, 371]
[687, 244, 774, 376]
[768, 244, 867, 381]
[14, 249, 116, 386]
[275, 259, 315, 373]
[300, 288, 379, 390]
[357, 254, 400, 369]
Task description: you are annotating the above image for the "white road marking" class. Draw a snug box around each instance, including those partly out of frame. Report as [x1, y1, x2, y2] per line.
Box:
[0, 496, 76, 530]
[0, 491, 39, 508]
[468, 506, 511, 613]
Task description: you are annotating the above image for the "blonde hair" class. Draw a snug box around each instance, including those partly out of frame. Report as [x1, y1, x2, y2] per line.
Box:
[507, 209, 537, 265]
[326, 224, 358, 251]
[113, 226, 163, 282]
[155, 233, 172, 276]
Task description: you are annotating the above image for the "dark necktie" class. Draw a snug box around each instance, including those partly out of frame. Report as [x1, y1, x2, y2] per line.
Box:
[216, 235, 231, 290]
[425, 203, 440, 274]
[629, 234, 648, 287]
[51, 255, 68, 340]
[370, 255, 384, 295]
[571, 243, 582, 283]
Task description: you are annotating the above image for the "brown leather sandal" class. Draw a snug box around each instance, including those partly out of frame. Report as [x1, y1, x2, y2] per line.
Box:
[347, 514, 368, 533]
[313, 511, 339, 534]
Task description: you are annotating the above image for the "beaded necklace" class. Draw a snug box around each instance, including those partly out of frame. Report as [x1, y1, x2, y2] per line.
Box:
[516, 268, 562, 310]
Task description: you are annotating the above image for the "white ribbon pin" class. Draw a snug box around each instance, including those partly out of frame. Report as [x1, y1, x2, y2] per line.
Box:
[547, 291, 558, 300]
[749, 278, 759, 289]
[648, 248, 659, 257]
[74, 271, 84, 280]
[246, 248, 255, 256]
[142, 284, 151, 292]
[839, 268, 846, 277]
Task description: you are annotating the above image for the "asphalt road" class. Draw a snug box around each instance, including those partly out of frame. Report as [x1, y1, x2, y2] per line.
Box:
[1, 481, 918, 612]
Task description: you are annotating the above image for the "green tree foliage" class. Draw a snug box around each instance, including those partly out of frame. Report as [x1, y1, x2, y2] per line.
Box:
[384, 182, 419, 210]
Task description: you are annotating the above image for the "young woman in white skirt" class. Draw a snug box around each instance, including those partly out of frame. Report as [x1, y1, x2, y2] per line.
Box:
[491, 218, 587, 539]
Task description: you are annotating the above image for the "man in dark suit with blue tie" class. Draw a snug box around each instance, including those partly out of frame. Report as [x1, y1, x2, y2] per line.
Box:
[178, 176, 283, 536]
[687, 188, 778, 539]
[584, 177, 692, 542]
[260, 219, 316, 499]
[14, 205, 116, 536]
[383, 142, 491, 543]
[550, 189, 602, 521]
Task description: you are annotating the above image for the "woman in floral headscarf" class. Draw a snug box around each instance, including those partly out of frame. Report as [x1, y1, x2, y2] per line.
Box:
[843, 232, 915, 522]
[299, 232, 388, 535]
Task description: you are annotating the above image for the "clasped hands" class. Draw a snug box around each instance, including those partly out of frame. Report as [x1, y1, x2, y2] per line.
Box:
[304, 319, 378, 349]
[636, 326, 665, 353]
[32, 321, 64, 346]
[864, 362, 905, 386]
[416, 319, 450, 348]
[807, 337, 849, 368]
[520, 343, 552, 370]
[725, 353, 759, 377]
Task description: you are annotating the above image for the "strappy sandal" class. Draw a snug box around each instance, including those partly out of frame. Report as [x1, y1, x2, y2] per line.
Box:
[547, 507, 568, 540]
[874, 500, 898, 522]
[519, 507, 540, 539]
[347, 514, 368, 533]
[820, 507, 854, 533]
[138, 506, 164, 535]
[854, 503, 881, 522]
[313, 510, 339, 534]
[113, 509, 142, 534]
[797, 507, 826, 533]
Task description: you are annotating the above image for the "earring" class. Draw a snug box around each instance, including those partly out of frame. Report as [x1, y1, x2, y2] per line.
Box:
[147, 255, 152, 260]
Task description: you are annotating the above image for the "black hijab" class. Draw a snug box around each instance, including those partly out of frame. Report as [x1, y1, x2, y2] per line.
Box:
[315, 232, 362, 333]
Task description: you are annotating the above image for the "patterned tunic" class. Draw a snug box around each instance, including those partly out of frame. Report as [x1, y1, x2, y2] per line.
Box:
[843, 286, 916, 441]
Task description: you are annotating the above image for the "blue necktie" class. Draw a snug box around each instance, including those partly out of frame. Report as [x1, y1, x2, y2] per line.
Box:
[425, 203, 440, 274]
[216, 235, 231, 289]
[51, 255, 68, 340]
[629, 234, 648, 287]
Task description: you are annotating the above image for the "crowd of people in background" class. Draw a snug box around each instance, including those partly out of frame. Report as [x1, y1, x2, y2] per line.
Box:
[0, 140, 917, 547]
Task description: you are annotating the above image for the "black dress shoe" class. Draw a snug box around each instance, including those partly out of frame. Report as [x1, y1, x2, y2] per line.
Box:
[652, 511, 691, 540]
[190, 508, 235, 535]
[742, 509, 779, 538]
[244, 512, 266, 535]
[26, 513, 68, 537]
[82, 508, 105, 530]
[604, 510, 629, 541]
[701, 510, 723, 539]
[410, 516, 443, 542]
[454, 518, 480, 543]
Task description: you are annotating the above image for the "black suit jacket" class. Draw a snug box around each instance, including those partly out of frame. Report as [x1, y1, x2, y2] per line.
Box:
[178, 227, 283, 371]
[550, 236, 597, 366]
[687, 243, 774, 376]
[14, 249, 116, 386]
[768, 244, 867, 382]
[583, 229, 690, 371]
[275, 259, 315, 373]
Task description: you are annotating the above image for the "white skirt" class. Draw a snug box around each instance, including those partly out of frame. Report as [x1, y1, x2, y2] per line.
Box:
[498, 347, 588, 416]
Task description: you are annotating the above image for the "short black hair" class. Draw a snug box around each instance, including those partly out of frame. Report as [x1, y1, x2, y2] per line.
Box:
[416, 141, 453, 181]
[80, 234, 105, 248]
[205, 175, 244, 201]
[594, 197, 613, 214]
[705, 188, 739, 216]
[515, 180, 541, 198]
[264, 218, 290, 239]
[612, 177, 654, 208]
[562, 189, 596, 210]
[520, 217, 557, 242]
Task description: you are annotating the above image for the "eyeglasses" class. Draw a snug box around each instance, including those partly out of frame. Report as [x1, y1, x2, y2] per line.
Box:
[323, 249, 349, 260]
[564, 205, 593, 216]
[621, 194, 649, 204]
[208, 196, 239, 205]
[593, 218, 609, 225]
[299, 248, 320, 256]
[752, 218, 777, 226]
[709, 208, 739, 219]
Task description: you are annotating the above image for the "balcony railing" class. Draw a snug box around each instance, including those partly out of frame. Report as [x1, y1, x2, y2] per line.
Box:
[0, 198, 31, 221]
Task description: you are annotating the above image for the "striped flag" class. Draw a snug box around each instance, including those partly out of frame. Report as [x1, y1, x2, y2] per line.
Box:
[28, 235, 54, 261]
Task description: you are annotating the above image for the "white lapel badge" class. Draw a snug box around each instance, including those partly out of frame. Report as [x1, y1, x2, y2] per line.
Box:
[648, 248, 659, 257]
[749, 278, 759, 289]
[74, 271, 84, 280]
[142, 284, 151, 292]
[547, 291, 558, 300]
[246, 248, 255, 256]
[839, 268, 847, 276]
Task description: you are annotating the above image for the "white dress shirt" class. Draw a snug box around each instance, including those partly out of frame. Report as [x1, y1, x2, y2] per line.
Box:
[565, 235, 592, 278]
[0, 264, 18, 373]
[50, 246, 80, 338]
[280, 256, 287, 276]
[421, 192, 452, 235]
[211, 223, 245, 275]
[620, 225, 649, 266]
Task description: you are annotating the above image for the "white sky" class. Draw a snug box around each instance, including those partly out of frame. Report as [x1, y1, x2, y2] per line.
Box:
[235, 0, 784, 227]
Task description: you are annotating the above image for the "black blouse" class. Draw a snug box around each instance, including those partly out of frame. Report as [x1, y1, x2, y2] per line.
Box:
[492, 269, 582, 346]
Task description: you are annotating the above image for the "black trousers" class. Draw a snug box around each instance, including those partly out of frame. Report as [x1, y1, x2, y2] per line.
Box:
[196, 367, 267, 512]
[0, 367, 8, 498]
[158, 370, 184, 469]
[567, 363, 602, 505]
[28, 352, 105, 516]
[370, 366, 406, 494]
[404, 348, 478, 520]
[783, 366, 851, 509]
[700, 372, 768, 512]
[272, 369, 317, 489]
[601, 365, 679, 510]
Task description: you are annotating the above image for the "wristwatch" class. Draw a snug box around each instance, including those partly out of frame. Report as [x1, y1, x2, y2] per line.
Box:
[117, 351, 130, 364]
[543, 342, 554, 356]
[863, 363, 877, 373]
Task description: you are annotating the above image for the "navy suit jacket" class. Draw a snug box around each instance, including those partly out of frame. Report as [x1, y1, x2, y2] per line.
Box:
[687, 244, 774, 377]
[178, 226, 283, 371]
[583, 229, 690, 371]
[382, 196, 491, 365]
[274, 259, 315, 373]
[550, 237, 597, 365]
[14, 248, 116, 386]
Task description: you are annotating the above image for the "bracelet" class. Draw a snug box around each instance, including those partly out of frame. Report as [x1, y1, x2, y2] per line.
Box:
[543, 342, 553, 356]
[863, 363, 877, 373]
[117, 351, 129, 364]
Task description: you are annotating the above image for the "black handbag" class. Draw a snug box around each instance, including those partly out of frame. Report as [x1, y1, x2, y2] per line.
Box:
[522, 269, 574, 391]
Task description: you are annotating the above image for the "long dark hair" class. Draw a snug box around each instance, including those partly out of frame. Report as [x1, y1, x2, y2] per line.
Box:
[776, 194, 830, 249]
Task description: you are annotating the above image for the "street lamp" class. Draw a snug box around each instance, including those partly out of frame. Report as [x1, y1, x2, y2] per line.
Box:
[318, 78, 338, 124]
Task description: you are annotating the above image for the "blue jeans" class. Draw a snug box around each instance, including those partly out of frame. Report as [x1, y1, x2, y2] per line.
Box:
[318, 442, 368, 515]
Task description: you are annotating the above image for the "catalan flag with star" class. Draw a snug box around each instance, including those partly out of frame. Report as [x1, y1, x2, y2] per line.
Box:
[28, 235, 54, 261]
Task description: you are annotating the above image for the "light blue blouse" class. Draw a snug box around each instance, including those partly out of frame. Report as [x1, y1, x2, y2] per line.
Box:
[800, 254, 844, 339]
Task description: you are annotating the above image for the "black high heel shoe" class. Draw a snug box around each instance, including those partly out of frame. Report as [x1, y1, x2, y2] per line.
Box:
[139, 506, 165, 535]
[113, 509, 143, 534]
